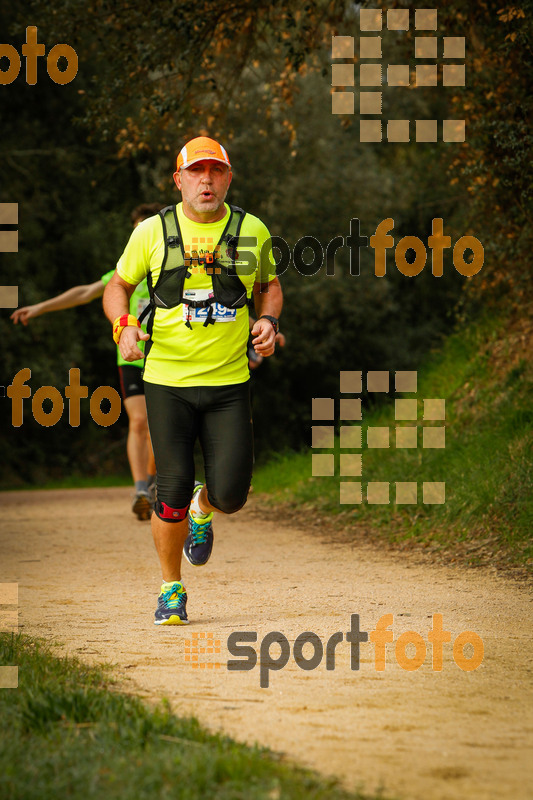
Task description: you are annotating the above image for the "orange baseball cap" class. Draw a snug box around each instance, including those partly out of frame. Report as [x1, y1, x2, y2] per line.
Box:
[176, 137, 231, 171]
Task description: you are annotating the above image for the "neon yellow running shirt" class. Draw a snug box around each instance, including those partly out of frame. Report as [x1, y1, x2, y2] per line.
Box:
[116, 203, 276, 387]
[100, 270, 150, 369]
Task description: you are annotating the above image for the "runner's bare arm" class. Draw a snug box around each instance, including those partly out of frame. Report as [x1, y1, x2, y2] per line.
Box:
[103, 271, 149, 362]
[11, 280, 105, 325]
[251, 277, 283, 357]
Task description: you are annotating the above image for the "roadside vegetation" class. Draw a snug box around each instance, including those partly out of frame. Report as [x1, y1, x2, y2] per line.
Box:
[253, 310, 533, 574]
[0, 633, 389, 800]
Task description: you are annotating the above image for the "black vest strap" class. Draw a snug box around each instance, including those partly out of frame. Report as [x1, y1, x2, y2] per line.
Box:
[138, 204, 250, 342]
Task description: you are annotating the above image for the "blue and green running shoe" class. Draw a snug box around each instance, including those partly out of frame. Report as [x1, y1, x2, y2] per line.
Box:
[184, 483, 214, 567]
[154, 581, 188, 625]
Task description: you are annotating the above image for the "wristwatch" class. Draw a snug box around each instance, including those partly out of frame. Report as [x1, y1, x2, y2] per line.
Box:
[258, 315, 279, 334]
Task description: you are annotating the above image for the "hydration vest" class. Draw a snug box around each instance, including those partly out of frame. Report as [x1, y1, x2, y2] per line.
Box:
[139, 204, 249, 332]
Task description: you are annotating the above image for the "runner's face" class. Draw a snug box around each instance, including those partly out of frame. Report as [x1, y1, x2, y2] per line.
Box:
[174, 160, 232, 222]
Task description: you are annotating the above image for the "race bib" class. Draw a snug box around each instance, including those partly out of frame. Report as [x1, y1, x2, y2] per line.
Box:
[182, 289, 237, 323]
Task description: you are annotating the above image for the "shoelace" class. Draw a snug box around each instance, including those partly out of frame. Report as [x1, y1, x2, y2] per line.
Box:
[160, 585, 185, 609]
[190, 516, 211, 545]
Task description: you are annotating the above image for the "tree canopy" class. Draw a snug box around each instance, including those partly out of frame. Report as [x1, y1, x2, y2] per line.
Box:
[1, 0, 531, 483]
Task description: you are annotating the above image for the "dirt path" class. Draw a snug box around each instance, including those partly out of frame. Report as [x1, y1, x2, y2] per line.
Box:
[1, 487, 532, 800]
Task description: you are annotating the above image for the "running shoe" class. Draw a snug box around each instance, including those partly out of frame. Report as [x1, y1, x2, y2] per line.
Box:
[132, 490, 153, 521]
[154, 581, 188, 625]
[184, 483, 214, 567]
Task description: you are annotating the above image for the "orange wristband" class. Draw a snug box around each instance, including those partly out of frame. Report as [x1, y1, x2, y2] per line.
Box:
[112, 314, 141, 344]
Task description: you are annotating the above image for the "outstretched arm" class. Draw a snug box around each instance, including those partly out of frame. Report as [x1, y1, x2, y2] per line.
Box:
[11, 280, 105, 325]
[103, 271, 149, 362]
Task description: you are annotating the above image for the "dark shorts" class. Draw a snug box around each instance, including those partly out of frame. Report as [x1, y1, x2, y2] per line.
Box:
[144, 381, 253, 516]
[118, 365, 145, 400]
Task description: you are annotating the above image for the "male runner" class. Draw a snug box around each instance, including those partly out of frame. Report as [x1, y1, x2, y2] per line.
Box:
[103, 136, 283, 624]
[11, 204, 163, 520]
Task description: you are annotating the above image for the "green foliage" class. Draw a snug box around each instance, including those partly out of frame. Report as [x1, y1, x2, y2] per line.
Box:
[1, 0, 530, 483]
[0, 634, 383, 800]
[253, 312, 533, 572]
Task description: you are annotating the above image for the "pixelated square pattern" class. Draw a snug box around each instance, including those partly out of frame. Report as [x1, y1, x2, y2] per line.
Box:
[332, 92, 354, 115]
[332, 64, 355, 87]
[396, 426, 418, 448]
[340, 370, 362, 393]
[388, 65, 410, 87]
[395, 399, 417, 420]
[416, 120, 438, 142]
[424, 399, 445, 419]
[0, 608, 18, 632]
[360, 64, 382, 87]
[0, 582, 18, 635]
[387, 9, 409, 30]
[185, 633, 221, 669]
[360, 9, 382, 31]
[0, 232, 18, 252]
[360, 93, 382, 115]
[395, 371, 417, 392]
[443, 120, 466, 142]
[312, 454, 335, 476]
[340, 454, 362, 477]
[0, 584, 18, 604]
[367, 427, 389, 448]
[0, 667, 18, 689]
[443, 64, 465, 86]
[0, 287, 19, 308]
[340, 482, 362, 504]
[367, 482, 389, 504]
[0, 203, 18, 224]
[312, 426, 334, 448]
[415, 9, 438, 30]
[423, 427, 445, 448]
[396, 482, 418, 504]
[367, 371, 389, 392]
[340, 398, 362, 420]
[387, 120, 410, 142]
[416, 65, 437, 87]
[423, 482, 445, 504]
[360, 37, 382, 59]
[311, 370, 446, 507]
[336, 8, 464, 144]
[332, 36, 354, 58]
[415, 37, 437, 58]
[312, 398, 334, 420]
[360, 120, 382, 142]
[340, 425, 362, 448]
[444, 37, 465, 58]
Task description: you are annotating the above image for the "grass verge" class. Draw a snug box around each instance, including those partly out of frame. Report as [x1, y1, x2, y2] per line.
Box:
[0, 633, 389, 800]
[252, 311, 533, 575]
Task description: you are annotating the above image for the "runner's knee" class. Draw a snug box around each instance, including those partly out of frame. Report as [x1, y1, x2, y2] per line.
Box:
[128, 413, 148, 436]
[154, 500, 189, 522]
[207, 487, 249, 515]
[156, 474, 195, 516]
